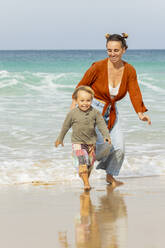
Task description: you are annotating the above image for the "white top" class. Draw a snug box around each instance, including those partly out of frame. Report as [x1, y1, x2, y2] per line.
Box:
[109, 83, 121, 96]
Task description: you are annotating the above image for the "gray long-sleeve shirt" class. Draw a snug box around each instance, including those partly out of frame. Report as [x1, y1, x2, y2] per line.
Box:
[57, 106, 110, 144]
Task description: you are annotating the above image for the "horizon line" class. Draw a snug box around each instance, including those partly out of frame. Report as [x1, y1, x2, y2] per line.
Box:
[0, 48, 165, 51]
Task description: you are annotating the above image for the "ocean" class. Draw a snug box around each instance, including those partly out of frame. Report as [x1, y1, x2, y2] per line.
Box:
[0, 49, 164, 184]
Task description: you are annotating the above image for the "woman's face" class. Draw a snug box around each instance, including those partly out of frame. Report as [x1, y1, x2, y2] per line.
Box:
[106, 41, 126, 64]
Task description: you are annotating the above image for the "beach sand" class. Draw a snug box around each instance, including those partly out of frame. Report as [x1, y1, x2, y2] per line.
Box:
[0, 176, 165, 248]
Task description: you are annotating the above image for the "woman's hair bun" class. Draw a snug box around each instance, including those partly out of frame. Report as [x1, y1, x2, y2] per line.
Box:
[122, 33, 128, 39]
[105, 33, 128, 49]
[105, 33, 111, 39]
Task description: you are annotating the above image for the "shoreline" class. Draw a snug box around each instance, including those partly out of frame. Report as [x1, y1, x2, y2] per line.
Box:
[0, 176, 165, 248]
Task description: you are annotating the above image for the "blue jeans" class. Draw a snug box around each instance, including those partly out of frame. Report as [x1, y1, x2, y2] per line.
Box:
[92, 98, 124, 176]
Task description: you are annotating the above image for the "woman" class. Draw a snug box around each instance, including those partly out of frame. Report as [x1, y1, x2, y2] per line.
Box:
[71, 33, 151, 187]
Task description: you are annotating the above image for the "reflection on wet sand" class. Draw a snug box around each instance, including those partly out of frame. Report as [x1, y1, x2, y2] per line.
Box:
[58, 186, 127, 248]
[58, 231, 70, 248]
[75, 191, 100, 248]
[75, 186, 127, 248]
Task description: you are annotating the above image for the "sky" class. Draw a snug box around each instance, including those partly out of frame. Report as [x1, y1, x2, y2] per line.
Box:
[0, 0, 164, 50]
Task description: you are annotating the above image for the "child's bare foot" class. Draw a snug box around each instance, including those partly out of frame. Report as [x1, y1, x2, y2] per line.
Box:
[106, 174, 124, 188]
[81, 173, 91, 191]
[79, 164, 91, 191]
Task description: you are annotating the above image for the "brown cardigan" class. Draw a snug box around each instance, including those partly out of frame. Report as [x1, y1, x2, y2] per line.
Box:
[76, 58, 147, 129]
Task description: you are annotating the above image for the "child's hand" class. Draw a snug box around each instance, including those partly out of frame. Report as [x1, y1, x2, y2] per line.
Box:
[104, 138, 111, 144]
[55, 140, 64, 147]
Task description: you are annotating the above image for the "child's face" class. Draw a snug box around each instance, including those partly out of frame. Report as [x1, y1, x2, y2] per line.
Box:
[76, 90, 92, 111]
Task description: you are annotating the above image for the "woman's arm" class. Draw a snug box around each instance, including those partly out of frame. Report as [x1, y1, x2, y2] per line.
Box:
[71, 63, 97, 109]
[70, 99, 77, 110]
[76, 62, 97, 88]
[128, 66, 151, 125]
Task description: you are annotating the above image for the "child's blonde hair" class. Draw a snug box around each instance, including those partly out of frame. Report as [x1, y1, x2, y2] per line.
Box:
[73, 86, 94, 100]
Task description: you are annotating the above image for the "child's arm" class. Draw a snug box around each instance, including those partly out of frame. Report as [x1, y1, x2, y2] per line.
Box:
[55, 111, 72, 147]
[95, 111, 111, 144]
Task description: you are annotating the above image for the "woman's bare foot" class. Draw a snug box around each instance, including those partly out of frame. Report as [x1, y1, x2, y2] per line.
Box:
[106, 174, 124, 188]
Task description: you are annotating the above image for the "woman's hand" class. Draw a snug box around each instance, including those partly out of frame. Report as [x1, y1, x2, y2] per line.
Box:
[104, 138, 111, 144]
[55, 140, 64, 147]
[138, 112, 151, 125]
[70, 99, 77, 110]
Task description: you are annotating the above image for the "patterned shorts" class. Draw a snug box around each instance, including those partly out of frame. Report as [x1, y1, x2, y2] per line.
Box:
[72, 144, 96, 170]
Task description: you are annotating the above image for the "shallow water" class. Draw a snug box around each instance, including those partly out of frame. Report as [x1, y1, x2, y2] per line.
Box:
[0, 50, 164, 184]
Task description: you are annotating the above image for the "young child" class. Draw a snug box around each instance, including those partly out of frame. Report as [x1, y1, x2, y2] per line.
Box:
[55, 86, 111, 191]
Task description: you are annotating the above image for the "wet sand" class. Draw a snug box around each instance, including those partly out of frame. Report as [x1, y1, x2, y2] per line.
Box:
[0, 176, 165, 248]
